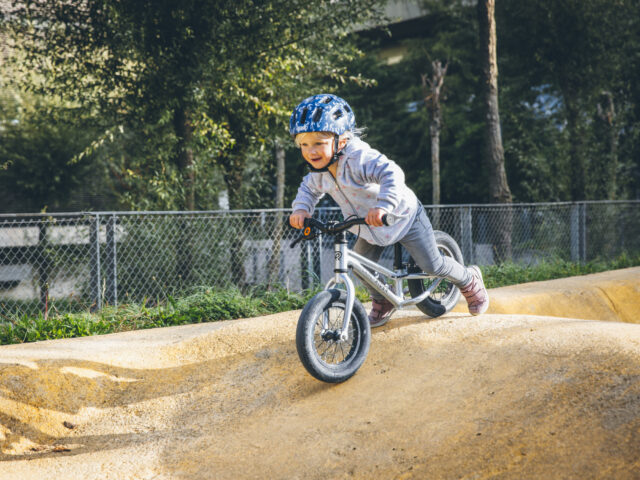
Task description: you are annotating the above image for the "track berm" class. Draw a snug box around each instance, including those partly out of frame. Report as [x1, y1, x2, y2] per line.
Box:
[1, 267, 639, 479]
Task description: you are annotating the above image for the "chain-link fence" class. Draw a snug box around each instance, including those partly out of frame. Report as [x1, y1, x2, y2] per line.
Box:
[1, 201, 638, 320]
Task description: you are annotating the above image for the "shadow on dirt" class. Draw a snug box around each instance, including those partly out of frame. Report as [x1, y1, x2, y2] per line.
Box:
[0, 336, 337, 461]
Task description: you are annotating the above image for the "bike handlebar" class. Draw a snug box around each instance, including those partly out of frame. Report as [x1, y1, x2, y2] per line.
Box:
[303, 216, 362, 233]
[305, 213, 395, 232]
[290, 214, 397, 248]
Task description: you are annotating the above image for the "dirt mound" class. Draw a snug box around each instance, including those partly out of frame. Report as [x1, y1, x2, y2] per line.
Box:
[1, 267, 639, 479]
[453, 266, 640, 323]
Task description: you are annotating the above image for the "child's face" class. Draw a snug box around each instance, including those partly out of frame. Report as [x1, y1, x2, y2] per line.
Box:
[298, 132, 346, 170]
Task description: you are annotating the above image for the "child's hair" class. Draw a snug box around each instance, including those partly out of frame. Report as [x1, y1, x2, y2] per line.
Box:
[294, 128, 365, 148]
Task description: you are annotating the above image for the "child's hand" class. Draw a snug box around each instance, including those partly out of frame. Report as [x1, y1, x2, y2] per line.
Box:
[290, 210, 311, 229]
[365, 208, 386, 227]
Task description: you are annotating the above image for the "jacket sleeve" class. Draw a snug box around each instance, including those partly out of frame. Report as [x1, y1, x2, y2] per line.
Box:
[291, 173, 325, 213]
[359, 153, 406, 212]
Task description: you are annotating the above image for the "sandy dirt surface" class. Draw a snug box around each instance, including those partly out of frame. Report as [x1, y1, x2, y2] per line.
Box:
[1, 267, 639, 479]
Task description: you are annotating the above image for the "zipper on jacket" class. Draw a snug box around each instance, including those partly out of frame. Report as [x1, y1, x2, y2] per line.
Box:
[328, 169, 383, 245]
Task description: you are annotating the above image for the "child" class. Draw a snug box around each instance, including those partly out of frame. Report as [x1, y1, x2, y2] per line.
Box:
[289, 94, 488, 327]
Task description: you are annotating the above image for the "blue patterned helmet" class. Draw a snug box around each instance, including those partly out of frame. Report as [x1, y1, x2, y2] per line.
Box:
[289, 94, 356, 137]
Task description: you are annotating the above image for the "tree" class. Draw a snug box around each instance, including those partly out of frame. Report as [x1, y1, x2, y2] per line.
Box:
[497, 0, 637, 201]
[477, 0, 512, 261]
[477, 0, 511, 205]
[338, 4, 485, 208]
[594, 91, 618, 200]
[9, 0, 383, 211]
[422, 59, 449, 207]
[6, 0, 384, 291]
[267, 139, 286, 287]
[0, 107, 108, 212]
[0, 35, 112, 212]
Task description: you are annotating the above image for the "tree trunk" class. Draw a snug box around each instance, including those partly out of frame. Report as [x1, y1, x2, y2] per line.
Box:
[564, 97, 586, 201]
[422, 60, 448, 229]
[477, 0, 513, 262]
[173, 106, 195, 287]
[595, 91, 618, 258]
[220, 128, 248, 288]
[422, 60, 448, 205]
[275, 141, 286, 210]
[222, 157, 245, 210]
[219, 156, 246, 288]
[173, 107, 195, 211]
[596, 91, 618, 200]
[268, 140, 286, 287]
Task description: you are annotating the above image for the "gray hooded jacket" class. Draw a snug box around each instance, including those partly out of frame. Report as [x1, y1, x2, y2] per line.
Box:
[292, 137, 419, 246]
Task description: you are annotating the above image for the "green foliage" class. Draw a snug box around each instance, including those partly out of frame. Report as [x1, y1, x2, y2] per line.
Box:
[0, 106, 108, 212]
[0, 312, 113, 344]
[4, 0, 640, 210]
[7, 0, 384, 211]
[0, 56, 114, 212]
[482, 253, 640, 290]
[333, 0, 640, 205]
[0, 284, 317, 345]
[337, 4, 489, 204]
[497, 0, 640, 201]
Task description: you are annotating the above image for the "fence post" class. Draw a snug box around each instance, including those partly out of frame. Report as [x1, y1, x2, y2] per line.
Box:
[267, 211, 284, 287]
[580, 202, 587, 262]
[89, 214, 102, 310]
[570, 204, 578, 262]
[571, 203, 587, 263]
[106, 214, 118, 306]
[460, 206, 473, 264]
[37, 221, 51, 316]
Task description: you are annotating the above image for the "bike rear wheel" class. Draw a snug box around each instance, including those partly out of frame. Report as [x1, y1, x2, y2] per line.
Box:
[407, 230, 463, 317]
[296, 289, 370, 383]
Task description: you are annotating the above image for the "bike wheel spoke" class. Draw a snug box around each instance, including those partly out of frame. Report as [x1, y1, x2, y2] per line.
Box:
[330, 345, 337, 363]
[318, 340, 333, 358]
[310, 303, 360, 366]
[338, 342, 346, 361]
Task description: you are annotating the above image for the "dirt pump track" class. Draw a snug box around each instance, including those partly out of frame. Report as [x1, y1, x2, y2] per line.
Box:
[1, 267, 639, 479]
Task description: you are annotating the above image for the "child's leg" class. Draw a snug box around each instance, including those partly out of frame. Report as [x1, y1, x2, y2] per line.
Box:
[400, 207, 472, 288]
[353, 237, 386, 300]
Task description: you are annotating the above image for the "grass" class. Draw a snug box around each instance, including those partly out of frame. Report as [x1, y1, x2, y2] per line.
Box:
[0, 286, 308, 345]
[482, 253, 640, 289]
[0, 284, 371, 346]
[1, 254, 638, 346]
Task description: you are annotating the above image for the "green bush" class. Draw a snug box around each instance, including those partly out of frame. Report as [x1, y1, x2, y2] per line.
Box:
[482, 253, 640, 289]
[0, 285, 317, 345]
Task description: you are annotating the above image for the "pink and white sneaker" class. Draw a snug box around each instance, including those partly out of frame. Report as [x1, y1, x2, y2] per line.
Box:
[460, 266, 489, 315]
[369, 298, 394, 328]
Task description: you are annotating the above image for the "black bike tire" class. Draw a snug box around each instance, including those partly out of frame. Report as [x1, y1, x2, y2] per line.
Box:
[296, 289, 370, 383]
[407, 230, 464, 318]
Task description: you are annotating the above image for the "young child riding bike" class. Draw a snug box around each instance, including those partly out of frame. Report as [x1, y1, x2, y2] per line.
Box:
[288, 94, 489, 327]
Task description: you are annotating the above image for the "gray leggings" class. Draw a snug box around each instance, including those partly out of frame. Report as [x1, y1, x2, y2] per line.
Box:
[354, 206, 471, 301]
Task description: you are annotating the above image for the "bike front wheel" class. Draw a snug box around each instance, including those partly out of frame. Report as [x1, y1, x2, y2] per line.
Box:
[296, 289, 370, 383]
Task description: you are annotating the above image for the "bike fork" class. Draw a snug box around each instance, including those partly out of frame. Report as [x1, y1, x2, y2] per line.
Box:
[335, 272, 355, 341]
[324, 234, 355, 341]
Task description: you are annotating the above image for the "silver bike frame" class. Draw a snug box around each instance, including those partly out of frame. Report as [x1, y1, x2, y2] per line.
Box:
[324, 240, 444, 340]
